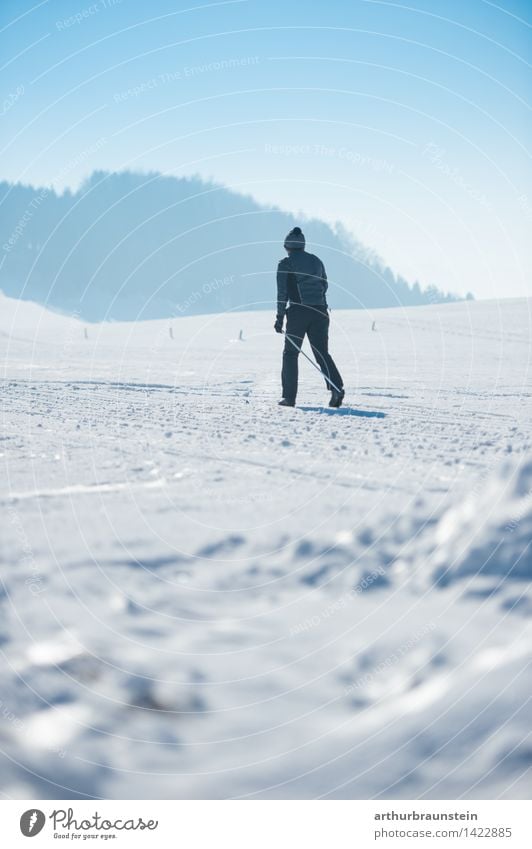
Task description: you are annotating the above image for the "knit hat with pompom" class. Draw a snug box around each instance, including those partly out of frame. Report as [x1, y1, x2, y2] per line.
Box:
[284, 226, 305, 250]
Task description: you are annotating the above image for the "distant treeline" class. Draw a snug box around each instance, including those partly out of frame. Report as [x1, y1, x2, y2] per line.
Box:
[0, 171, 465, 321]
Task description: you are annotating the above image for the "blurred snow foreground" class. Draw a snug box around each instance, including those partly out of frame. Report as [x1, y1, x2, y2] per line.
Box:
[0, 291, 531, 800]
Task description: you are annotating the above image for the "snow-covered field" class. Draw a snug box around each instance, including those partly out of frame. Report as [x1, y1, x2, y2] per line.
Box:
[1, 292, 531, 800]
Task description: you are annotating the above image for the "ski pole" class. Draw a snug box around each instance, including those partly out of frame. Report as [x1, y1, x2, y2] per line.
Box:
[282, 331, 342, 395]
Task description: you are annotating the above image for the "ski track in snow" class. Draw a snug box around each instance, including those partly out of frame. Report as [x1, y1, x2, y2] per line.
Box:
[1, 294, 531, 800]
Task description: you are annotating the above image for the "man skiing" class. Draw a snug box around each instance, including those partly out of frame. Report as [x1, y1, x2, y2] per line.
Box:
[275, 226, 345, 408]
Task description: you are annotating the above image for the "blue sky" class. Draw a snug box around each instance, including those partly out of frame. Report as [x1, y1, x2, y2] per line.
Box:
[1, 0, 531, 298]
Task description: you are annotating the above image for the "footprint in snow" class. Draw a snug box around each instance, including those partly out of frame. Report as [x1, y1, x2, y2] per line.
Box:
[197, 535, 246, 557]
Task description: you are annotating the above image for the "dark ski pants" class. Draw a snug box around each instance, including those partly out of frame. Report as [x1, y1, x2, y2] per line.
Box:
[282, 304, 343, 403]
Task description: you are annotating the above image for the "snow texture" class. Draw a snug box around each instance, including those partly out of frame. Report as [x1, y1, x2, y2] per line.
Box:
[1, 292, 531, 799]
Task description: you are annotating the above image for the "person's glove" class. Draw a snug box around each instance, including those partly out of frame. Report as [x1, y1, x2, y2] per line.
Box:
[274, 316, 284, 334]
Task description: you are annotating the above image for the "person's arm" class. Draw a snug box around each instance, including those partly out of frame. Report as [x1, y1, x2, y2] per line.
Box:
[275, 259, 289, 330]
[321, 260, 328, 295]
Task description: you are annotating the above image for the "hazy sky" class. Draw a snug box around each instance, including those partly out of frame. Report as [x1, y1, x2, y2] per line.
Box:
[1, 0, 531, 299]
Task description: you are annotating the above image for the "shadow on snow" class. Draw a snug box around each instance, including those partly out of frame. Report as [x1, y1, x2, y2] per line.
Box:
[299, 406, 386, 418]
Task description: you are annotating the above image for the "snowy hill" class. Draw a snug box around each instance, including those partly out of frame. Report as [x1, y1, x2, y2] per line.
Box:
[0, 293, 531, 799]
[0, 172, 459, 320]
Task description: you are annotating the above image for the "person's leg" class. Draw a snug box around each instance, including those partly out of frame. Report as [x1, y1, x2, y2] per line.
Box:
[281, 306, 307, 403]
[306, 310, 343, 392]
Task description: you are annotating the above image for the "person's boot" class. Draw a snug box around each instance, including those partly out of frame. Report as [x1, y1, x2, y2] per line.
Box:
[329, 388, 345, 408]
[278, 398, 295, 407]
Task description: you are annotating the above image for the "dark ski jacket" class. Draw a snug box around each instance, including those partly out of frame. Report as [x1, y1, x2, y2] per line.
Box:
[276, 249, 328, 319]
